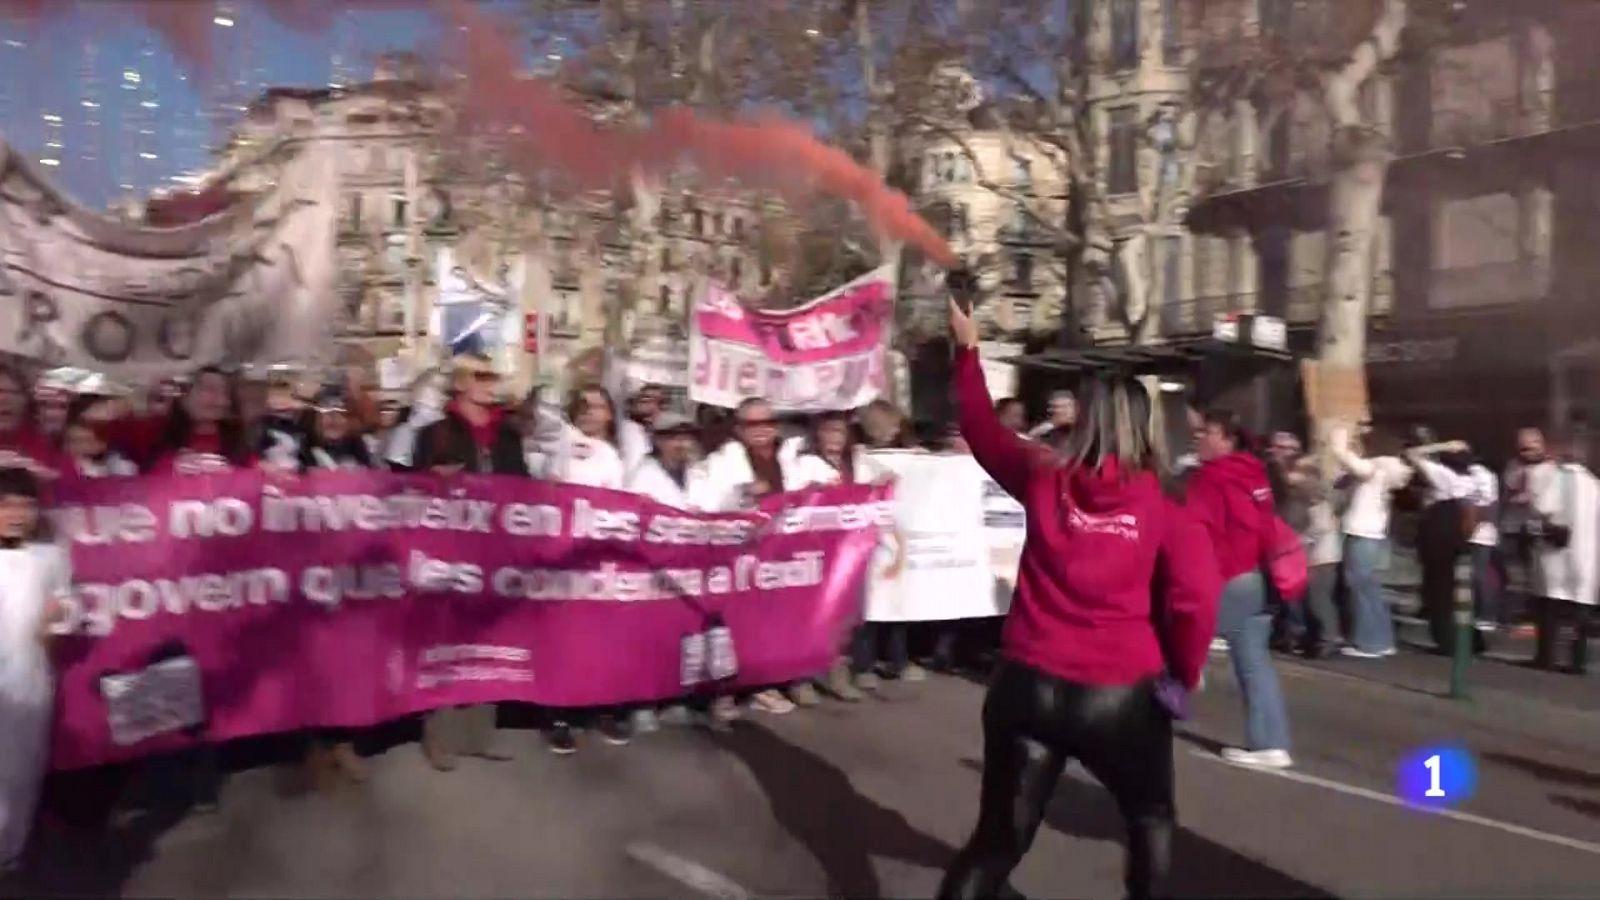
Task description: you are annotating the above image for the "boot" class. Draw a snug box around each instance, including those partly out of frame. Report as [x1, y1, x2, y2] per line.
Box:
[789, 681, 822, 707]
[825, 660, 863, 701]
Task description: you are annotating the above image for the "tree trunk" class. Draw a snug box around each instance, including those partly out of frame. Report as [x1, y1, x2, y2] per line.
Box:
[1311, 0, 1407, 462]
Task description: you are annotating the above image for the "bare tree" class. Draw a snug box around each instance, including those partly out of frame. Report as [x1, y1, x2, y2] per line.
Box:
[1186, 0, 1462, 434]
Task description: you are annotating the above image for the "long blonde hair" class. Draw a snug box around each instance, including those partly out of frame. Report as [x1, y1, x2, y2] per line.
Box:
[1057, 375, 1165, 478]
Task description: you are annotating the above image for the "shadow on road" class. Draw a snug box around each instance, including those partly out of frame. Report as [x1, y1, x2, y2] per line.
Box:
[1482, 751, 1600, 790]
[712, 722, 956, 899]
[1551, 794, 1600, 819]
[957, 757, 1334, 899]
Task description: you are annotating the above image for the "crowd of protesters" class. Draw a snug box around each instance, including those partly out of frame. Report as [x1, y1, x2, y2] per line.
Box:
[2, 343, 1595, 880]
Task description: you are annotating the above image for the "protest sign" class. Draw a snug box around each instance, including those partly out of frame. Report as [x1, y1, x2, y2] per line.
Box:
[0, 139, 339, 380]
[864, 451, 1016, 622]
[46, 472, 892, 770]
[689, 266, 893, 412]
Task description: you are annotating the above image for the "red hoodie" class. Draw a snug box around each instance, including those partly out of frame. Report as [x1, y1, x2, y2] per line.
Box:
[1185, 451, 1274, 582]
[953, 347, 1222, 689]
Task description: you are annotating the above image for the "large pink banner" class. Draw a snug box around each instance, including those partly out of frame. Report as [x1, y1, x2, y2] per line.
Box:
[46, 471, 892, 770]
[690, 266, 893, 411]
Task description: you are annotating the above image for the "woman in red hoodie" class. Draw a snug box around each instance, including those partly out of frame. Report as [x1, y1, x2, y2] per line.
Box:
[1186, 410, 1292, 770]
[939, 298, 1222, 900]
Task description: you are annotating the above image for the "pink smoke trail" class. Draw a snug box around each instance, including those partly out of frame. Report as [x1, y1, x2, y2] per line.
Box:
[0, 0, 957, 268]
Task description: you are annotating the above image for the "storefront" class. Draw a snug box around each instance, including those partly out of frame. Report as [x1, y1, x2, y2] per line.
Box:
[1364, 311, 1550, 466]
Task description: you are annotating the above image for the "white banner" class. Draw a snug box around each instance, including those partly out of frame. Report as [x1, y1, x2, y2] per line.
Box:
[0, 138, 339, 380]
[866, 450, 1018, 622]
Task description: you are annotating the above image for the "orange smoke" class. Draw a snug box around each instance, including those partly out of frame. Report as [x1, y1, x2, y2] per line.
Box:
[0, 0, 957, 269]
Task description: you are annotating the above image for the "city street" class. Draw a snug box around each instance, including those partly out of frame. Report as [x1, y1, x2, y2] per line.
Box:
[12, 648, 1600, 899]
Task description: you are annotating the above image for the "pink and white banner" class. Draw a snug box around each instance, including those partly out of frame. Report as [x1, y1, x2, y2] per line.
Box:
[689, 266, 895, 412]
[45, 471, 892, 770]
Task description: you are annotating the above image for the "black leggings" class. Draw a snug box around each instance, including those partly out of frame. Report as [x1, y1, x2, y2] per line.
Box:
[939, 662, 1175, 900]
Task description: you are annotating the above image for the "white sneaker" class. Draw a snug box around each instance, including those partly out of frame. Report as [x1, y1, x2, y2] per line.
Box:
[1210, 638, 1229, 653]
[1380, 646, 1399, 657]
[1339, 646, 1384, 659]
[1221, 747, 1293, 769]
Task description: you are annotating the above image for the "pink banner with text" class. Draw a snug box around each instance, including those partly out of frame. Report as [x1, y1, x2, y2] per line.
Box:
[46, 471, 891, 770]
[689, 266, 894, 411]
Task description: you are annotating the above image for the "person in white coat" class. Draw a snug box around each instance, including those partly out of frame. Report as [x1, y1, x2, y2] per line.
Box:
[1530, 433, 1599, 673]
[526, 384, 627, 491]
[617, 385, 665, 475]
[626, 412, 698, 509]
[686, 397, 810, 714]
[0, 468, 70, 874]
[1331, 426, 1413, 658]
[528, 384, 631, 752]
[624, 412, 714, 730]
[790, 410, 906, 700]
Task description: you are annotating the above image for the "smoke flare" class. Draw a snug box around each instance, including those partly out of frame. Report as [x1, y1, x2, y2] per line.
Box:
[0, 0, 957, 268]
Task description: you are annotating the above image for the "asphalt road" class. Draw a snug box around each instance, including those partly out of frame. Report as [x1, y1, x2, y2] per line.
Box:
[12, 650, 1600, 899]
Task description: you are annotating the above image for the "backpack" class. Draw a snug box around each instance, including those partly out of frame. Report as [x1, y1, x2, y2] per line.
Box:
[1264, 515, 1310, 602]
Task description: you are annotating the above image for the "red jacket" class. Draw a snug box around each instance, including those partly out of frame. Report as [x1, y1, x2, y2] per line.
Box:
[1186, 451, 1274, 582]
[0, 424, 63, 478]
[954, 347, 1222, 690]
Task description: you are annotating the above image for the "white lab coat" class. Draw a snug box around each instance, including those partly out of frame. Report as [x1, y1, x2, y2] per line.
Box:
[1333, 439, 1412, 541]
[1532, 462, 1600, 605]
[1465, 464, 1500, 548]
[626, 455, 694, 509]
[0, 543, 70, 867]
[618, 419, 653, 475]
[686, 441, 807, 513]
[528, 403, 625, 490]
[789, 449, 892, 488]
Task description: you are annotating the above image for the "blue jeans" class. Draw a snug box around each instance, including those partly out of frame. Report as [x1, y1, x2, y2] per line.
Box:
[1343, 536, 1395, 653]
[1216, 572, 1291, 752]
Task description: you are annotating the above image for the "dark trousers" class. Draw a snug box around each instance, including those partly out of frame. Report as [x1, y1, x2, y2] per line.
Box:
[850, 622, 909, 675]
[1534, 597, 1594, 673]
[1418, 501, 1464, 653]
[939, 662, 1174, 900]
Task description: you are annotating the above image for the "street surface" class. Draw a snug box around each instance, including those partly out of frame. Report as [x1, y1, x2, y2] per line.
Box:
[11, 647, 1600, 899]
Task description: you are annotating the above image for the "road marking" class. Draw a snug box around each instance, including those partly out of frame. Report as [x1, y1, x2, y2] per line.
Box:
[1188, 749, 1600, 857]
[626, 841, 752, 900]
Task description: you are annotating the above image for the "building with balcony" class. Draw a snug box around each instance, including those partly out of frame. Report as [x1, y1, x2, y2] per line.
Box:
[1183, 0, 1600, 458]
[192, 59, 784, 402]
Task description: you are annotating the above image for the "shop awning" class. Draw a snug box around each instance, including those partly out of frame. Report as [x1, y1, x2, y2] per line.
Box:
[1005, 335, 1294, 377]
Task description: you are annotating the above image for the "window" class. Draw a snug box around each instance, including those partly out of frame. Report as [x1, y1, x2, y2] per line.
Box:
[692, 208, 705, 236]
[730, 257, 743, 284]
[661, 246, 674, 271]
[1010, 253, 1034, 291]
[1111, 0, 1140, 70]
[347, 193, 361, 230]
[713, 212, 725, 237]
[732, 217, 744, 240]
[1162, 0, 1182, 66]
[941, 202, 971, 242]
[941, 153, 955, 183]
[1013, 156, 1032, 188]
[659, 284, 672, 309]
[391, 196, 407, 229]
[1108, 107, 1139, 195]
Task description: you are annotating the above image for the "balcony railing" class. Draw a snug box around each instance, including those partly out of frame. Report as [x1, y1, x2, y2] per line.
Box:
[1428, 257, 1551, 311]
[997, 222, 1057, 247]
[1159, 292, 1255, 337]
